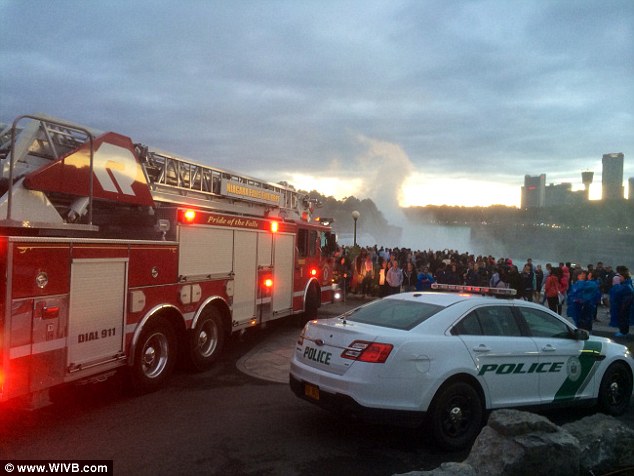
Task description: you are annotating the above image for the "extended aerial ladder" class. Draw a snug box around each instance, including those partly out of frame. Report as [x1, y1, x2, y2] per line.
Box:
[0, 114, 315, 234]
[138, 143, 307, 218]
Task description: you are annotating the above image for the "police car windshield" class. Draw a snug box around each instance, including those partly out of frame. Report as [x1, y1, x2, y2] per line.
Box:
[342, 299, 444, 331]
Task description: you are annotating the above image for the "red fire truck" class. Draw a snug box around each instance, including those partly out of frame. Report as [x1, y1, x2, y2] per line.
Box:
[0, 114, 340, 408]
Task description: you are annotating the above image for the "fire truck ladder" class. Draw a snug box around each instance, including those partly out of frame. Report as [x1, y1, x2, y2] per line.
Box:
[0, 114, 99, 230]
[0, 114, 313, 226]
[137, 146, 308, 219]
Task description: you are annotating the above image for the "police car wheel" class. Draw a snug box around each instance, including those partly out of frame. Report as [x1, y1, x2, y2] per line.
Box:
[189, 309, 224, 371]
[130, 317, 177, 393]
[429, 381, 484, 451]
[598, 362, 633, 416]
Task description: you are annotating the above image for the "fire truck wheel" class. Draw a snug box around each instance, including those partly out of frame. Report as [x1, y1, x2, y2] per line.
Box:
[189, 309, 225, 371]
[130, 318, 177, 393]
[304, 286, 320, 320]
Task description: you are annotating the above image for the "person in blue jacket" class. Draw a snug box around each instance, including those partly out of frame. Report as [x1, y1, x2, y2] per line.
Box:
[610, 269, 634, 337]
[567, 269, 600, 332]
[416, 266, 435, 291]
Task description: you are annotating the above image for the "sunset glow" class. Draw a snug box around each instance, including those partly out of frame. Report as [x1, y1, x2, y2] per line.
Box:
[400, 174, 521, 208]
[284, 172, 523, 209]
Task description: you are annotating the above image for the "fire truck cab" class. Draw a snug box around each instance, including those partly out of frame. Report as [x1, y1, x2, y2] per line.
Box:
[0, 114, 339, 408]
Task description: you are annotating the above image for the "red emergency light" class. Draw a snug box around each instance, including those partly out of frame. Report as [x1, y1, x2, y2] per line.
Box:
[183, 209, 197, 223]
[41, 306, 60, 319]
[270, 221, 279, 233]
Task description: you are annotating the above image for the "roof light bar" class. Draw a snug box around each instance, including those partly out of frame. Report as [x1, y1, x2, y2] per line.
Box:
[431, 283, 517, 297]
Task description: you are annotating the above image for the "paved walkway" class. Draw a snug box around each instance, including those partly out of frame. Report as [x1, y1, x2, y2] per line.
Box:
[236, 297, 365, 383]
[236, 296, 632, 384]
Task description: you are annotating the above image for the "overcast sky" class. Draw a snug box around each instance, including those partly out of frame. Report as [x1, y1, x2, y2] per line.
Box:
[1, 0, 632, 219]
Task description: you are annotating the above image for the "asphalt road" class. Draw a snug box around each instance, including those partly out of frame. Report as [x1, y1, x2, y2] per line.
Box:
[0, 316, 468, 476]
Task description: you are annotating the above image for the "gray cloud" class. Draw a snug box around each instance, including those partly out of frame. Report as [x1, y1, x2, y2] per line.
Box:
[1, 0, 632, 209]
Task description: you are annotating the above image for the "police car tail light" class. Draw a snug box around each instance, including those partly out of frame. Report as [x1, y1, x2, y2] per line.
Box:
[341, 341, 393, 363]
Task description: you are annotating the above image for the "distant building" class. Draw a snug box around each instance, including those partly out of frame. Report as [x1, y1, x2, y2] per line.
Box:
[545, 182, 571, 207]
[602, 153, 624, 200]
[521, 174, 545, 208]
[520, 153, 628, 207]
[581, 171, 594, 201]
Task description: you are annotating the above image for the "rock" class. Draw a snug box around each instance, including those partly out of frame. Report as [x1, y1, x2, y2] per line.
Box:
[465, 409, 580, 476]
[397, 409, 634, 476]
[394, 462, 476, 476]
[486, 408, 560, 436]
[562, 413, 634, 475]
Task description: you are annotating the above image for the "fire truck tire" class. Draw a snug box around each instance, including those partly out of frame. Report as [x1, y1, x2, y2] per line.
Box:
[304, 286, 320, 320]
[189, 309, 225, 371]
[130, 317, 177, 393]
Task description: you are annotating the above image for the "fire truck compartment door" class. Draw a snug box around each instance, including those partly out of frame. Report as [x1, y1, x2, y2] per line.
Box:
[272, 233, 293, 315]
[67, 258, 126, 370]
[178, 226, 233, 278]
[232, 231, 257, 324]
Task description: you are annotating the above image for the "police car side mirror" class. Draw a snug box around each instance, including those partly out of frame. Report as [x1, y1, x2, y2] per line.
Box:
[573, 328, 589, 341]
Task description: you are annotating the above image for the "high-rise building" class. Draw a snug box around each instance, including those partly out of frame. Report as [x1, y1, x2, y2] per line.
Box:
[545, 182, 573, 207]
[629, 177, 634, 200]
[581, 171, 594, 201]
[521, 174, 545, 208]
[602, 153, 624, 200]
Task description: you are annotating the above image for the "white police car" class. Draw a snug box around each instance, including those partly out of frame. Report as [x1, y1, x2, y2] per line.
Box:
[289, 284, 634, 450]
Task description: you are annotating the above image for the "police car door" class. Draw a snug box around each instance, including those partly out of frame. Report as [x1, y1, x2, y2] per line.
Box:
[518, 307, 597, 404]
[453, 304, 541, 408]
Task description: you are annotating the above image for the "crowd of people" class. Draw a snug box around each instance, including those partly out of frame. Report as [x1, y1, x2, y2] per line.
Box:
[334, 245, 634, 337]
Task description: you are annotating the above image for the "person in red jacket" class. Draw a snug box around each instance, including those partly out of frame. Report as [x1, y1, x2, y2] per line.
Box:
[558, 262, 571, 314]
[544, 267, 562, 313]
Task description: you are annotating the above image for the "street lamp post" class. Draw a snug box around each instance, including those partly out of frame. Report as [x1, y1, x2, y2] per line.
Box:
[352, 210, 360, 247]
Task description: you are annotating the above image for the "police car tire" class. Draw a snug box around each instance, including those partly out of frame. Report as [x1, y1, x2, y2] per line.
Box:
[130, 317, 177, 394]
[597, 361, 633, 416]
[189, 309, 224, 371]
[429, 381, 485, 451]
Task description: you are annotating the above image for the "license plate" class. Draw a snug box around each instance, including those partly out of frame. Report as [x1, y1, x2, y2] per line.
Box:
[304, 383, 320, 401]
